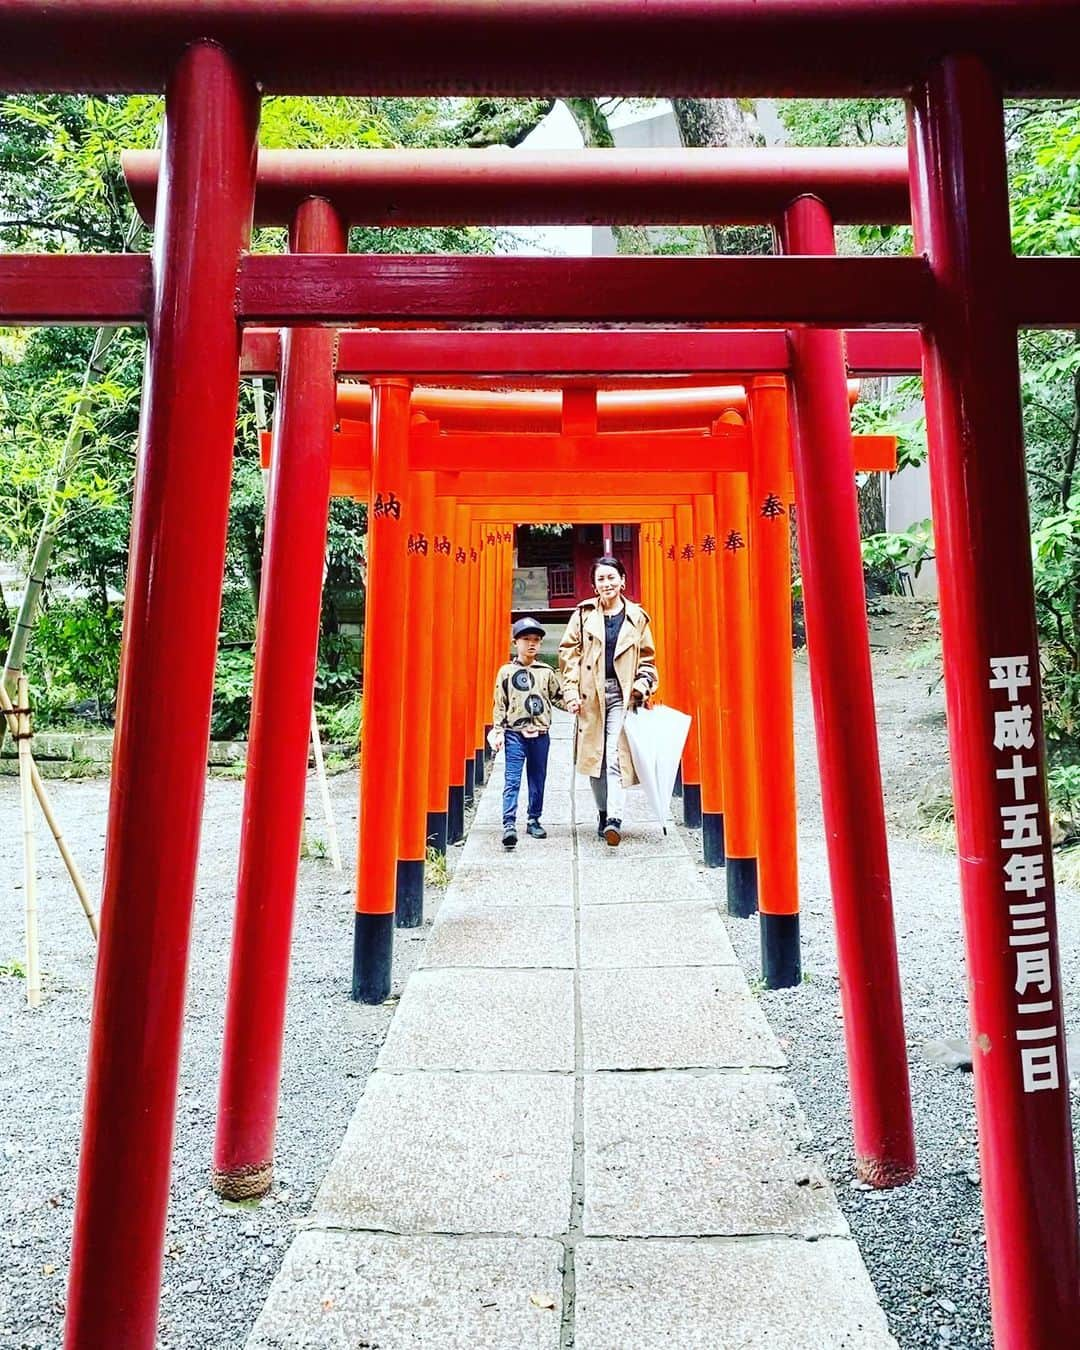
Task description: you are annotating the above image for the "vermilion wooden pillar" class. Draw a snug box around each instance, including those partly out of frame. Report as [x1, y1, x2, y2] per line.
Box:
[909, 56, 1080, 1346]
[65, 42, 259, 1349]
[446, 504, 470, 843]
[675, 503, 704, 828]
[661, 522, 682, 798]
[781, 193, 915, 1186]
[467, 519, 485, 791]
[746, 376, 800, 987]
[716, 471, 759, 915]
[475, 529, 492, 779]
[214, 196, 346, 1201]
[353, 378, 412, 1003]
[693, 493, 726, 866]
[426, 494, 456, 855]
[396, 468, 437, 926]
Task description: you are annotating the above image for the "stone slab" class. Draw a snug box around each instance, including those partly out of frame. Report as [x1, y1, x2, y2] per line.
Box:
[583, 1072, 846, 1238]
[575, 819, 686, 857]
[379, 968, 574, 1072]
[247, 1231, 564, 1350]
[460, 822, 576, 865]
[579, 901, 736, 969]
[573, 1238, 896, 1350]
[580, 966, 785, 1070]
[313, 1070, 574, 1237]
[450, 860, 574, 907]
[422, 904, 575, 970]
[576, 855, 709, 904]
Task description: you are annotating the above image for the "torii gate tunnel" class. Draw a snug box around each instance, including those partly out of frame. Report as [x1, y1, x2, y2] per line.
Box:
[2, 3, 1079, 1346]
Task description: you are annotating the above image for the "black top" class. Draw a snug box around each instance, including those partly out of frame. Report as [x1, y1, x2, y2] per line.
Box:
[603, 607, 626, 680]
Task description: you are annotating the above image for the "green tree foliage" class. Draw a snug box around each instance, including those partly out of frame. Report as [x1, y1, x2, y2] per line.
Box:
[0, 93, 509, 731]
[780, 94, 1080, 758]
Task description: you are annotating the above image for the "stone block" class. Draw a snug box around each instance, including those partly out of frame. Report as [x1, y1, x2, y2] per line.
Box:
[580, 966, 785, 1070]
[583, 1071, 846, 1238]
[313, 1071, 574, 1237]
[579, 901, 736, 969]
[422, 904, 575, 970]
[574, 1238, 896, 1349]
[379, 968, 574, 1072]
[248, 1231, 564, 1350]
[450, 861, 574, 907]
[577, 856, 709, 904]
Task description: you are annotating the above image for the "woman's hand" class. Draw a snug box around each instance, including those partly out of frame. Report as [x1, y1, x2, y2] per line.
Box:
[628, 688, 645, 711]
[566, 697, 581, 715]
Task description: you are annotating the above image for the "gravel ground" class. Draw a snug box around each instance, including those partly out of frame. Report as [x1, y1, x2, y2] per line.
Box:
[0, 766, 448, 1349]
[691, 599, 1080, 1350]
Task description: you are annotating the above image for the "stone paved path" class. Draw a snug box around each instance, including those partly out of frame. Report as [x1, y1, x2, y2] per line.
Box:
[247, 723, 896, 1349]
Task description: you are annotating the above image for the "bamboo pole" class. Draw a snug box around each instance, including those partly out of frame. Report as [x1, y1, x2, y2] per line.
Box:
[16, 676, 41, 1007]
[0, 678, 98, 938]
[310, 705, 342, 871]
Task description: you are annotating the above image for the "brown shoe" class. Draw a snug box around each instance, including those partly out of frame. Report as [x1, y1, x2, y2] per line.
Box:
[603, 819, 622, 847]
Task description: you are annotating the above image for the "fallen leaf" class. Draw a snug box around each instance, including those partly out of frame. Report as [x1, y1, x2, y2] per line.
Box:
[43, 1264, 56, 1276]
[529, 1293, 557, 1311]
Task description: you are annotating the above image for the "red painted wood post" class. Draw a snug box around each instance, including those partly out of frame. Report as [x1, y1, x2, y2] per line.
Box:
[466, 519, 484, 794]
[746, 377, 800, 987]
[353, 378, 412, 1003]
[675, 503, 704, 828]
[213, 196, 346, 1199]
[661, 521, 683, 799]
[909, 55, 1080, 1345]
[474, 527, 490, 783]
[715, 469, 759, 915]
[780, 194, 916, 1187]
[64, 42, 259, 1349]
[426, 493, 456, 854]
[396, 468, 436, 926]
[693, 493, 726, 865]
[446, 504, 470, 843]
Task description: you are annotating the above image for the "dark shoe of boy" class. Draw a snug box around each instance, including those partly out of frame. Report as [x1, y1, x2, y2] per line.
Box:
[603, 818, 622, 847]
[596, 811, 607, 839]
[502, 826, 518, 850]
[527, 819, 547, 840]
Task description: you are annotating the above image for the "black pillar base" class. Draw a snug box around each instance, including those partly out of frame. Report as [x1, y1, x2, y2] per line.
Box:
[464, 758, 476, 807]
[395, 858, 425, 929]
[682, 783, 703, 829]
[474, 748, 486, 787]
[483, 724, 494, 763]
[352, 910, 394, 1003]
[702, 812, 726, 868]
[726, 856, 759, 917]
[761, 911, 801, 989]
[447, 786, 465, 844]
[427, 810, 448, 856]
[673, 765, 683, 799]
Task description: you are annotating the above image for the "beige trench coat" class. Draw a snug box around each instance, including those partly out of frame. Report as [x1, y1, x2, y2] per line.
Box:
[557, 598, 659, 784]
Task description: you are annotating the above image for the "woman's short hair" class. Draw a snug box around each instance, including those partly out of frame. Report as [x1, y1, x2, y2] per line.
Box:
[591, 554, 627, 584]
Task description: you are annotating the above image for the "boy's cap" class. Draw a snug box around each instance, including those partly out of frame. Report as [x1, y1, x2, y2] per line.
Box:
[512, 617, 546, 639]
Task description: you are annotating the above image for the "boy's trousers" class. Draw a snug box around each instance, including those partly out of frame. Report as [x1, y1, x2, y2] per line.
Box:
[502, 730, 551, 827]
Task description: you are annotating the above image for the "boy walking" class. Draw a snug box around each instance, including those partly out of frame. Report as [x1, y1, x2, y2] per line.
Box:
[491, 617, 566, 849]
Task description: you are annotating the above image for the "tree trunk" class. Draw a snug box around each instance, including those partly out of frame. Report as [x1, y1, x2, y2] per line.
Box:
[858, 474, 887, 538]
[562, 99, 652, 255]
[671, 99, 771, 255]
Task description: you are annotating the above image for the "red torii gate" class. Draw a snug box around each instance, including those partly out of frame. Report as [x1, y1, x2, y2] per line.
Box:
[0, 5, 1077, 1346]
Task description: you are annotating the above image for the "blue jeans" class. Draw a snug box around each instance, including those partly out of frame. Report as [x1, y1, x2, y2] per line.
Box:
[502, 731, 551, 828]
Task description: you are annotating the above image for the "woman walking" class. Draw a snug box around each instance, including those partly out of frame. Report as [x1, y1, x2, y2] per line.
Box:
[558, 555, 659, 846]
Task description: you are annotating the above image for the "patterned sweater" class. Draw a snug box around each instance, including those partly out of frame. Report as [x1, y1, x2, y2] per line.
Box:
[491, 659, 567, 734]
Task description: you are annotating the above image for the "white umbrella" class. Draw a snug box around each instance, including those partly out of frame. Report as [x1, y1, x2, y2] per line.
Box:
[623, 703, 692, 834]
